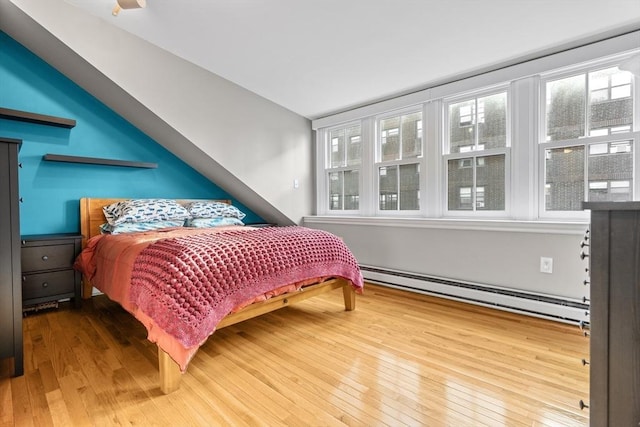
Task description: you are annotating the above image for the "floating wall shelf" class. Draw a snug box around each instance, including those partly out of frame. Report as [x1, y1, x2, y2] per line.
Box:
[0, 107, 76, 129]
[43, 154, 157, 169]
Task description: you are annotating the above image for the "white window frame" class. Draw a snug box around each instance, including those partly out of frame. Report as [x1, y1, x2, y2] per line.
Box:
[312, 34, 640, 226]
[537, 54, 640, 220]
[442, 86, 511, 218]
[374, 106, 425, 216]
[319, 121, 363, 215]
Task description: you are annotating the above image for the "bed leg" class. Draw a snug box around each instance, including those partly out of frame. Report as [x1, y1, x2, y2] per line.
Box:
[81, 278, 93, 300]
[158, 348, 182, 394]
[342, 283, 356, 311]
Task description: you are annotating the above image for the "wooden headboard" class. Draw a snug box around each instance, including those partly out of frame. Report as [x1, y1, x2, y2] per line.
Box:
[79, 198, 232, 247]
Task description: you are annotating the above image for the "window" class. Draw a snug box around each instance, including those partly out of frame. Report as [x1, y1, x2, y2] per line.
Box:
[541, 65, 636, 213]
[376, 111, 422, 211]
[445, 91, 508, 213]
[448, 155, 504, 211]
[314, 45, 640, 221]
[326, 123, 361, 211]
[544, 140, 633, 210]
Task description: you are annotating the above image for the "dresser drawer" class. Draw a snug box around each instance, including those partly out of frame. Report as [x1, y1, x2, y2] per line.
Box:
[21, 243, 75, 272]
[22, 270, 76, 301]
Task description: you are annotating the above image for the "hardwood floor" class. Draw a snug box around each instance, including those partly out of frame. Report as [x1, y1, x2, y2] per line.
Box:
[0, 284, 589, 426]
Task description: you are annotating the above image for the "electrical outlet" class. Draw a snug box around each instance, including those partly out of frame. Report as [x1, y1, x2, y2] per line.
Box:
[540, 257, 553, 274]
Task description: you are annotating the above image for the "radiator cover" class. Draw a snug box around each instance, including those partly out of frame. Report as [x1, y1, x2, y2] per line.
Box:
[361, 265, 589, 324]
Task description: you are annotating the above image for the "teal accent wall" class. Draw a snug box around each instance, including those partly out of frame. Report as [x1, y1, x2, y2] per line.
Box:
[0, 32, 261, 235]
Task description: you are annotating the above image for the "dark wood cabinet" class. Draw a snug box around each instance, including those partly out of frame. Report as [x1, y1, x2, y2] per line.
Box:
[583, 202, 640, 427]
[0, 137, 23, 377]
[21, 234, 82, 309]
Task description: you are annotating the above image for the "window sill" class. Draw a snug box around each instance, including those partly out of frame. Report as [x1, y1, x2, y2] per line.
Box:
[303, 215, 589, 235]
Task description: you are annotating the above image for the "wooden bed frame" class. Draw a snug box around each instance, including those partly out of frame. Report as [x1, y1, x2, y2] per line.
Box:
[78, 197, 356, 393]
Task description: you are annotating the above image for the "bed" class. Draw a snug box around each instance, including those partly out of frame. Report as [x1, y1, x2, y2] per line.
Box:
[74, 197, 364, 394]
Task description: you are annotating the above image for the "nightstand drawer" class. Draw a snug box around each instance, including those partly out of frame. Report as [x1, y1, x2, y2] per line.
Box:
[21, 244, 75, 272]
[22, 270, 76, 301]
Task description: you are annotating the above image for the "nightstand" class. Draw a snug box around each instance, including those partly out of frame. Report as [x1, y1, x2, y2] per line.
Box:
[21, 234, 82, 309]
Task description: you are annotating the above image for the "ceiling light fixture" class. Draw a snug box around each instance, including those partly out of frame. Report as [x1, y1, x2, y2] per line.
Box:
[112, 0, 146, 16]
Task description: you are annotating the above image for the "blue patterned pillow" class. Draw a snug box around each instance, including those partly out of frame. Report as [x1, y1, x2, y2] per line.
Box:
[184, 201, 246, 220]
[184, 217, 244, 228]
[103, 199, 190, 226]
[99, 220, 185, 234]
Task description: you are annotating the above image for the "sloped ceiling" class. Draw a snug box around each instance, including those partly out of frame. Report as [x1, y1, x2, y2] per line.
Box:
[0, 0, 313, 225]
[65, 0, 640, 119]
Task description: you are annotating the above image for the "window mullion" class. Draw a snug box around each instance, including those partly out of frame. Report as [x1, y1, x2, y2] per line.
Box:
[474, 98, 479, 150]
[398, 116, 403, 162]
[360, 117, 373, 216]
[424, 100, 440, 217]
[342, 129, 348, 167]
[585, 71, 591, 139]
[472, 158, 477, 211]
[583, 141, 589, 203]
[341, 171, 346, 210]
[395, 166, 401, 211]
[317, 129, 328, 214]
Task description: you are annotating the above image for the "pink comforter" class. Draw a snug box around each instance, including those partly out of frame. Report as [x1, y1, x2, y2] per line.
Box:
[75, 225, 363, 371]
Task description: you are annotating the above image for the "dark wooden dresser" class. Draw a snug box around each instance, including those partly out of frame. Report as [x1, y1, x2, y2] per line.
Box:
[583, 202, 640, 426]
[0, 137, 23, 377]
[21, 234, 82, 309]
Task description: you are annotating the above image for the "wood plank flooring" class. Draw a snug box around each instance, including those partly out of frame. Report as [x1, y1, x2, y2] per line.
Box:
[0, 284, 589, 426]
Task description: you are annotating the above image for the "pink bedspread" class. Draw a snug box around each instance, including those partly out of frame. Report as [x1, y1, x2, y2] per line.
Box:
[75, 225, 363, 371]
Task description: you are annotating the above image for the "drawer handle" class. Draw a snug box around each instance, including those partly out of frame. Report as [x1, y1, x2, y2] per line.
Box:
[42, 282, 49, 288]
[42, 255, 49, 261]
[580, 251, 589, 260]
[581, 358, 589, 366]
[579, 400, 589, 410]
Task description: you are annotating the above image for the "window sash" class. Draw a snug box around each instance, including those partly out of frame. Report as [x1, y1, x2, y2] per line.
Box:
[443, 88, 510, 217]
[444, 149, 509, 214]
[541, 64, 636, 143]
[539, 136, 637, 216]
[445, 90, 509, 155]
[328, 169, 360, 211]
[324, 122, 363, 213]
[377, 110, 424, 163]
[377, 162, 421, 212]
[328, 124, 362, 168]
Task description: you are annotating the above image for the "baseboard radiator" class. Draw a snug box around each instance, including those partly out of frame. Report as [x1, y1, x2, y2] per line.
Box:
[360, 265, 589, 324]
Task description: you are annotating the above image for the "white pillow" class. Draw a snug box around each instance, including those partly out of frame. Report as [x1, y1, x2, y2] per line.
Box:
[184, 201, 246, 220]
[99, 220, 185, 234]
[184, 217, 244, 228]
[103, 199, 190, 225]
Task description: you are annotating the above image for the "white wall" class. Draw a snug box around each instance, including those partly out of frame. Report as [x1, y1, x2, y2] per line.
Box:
[305, 217, 588, 300]
[304, 33, 640, 303]
[0, 0, 313, 225]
